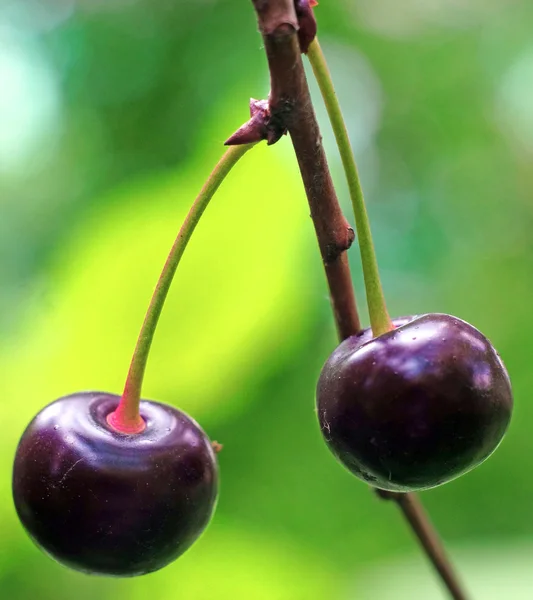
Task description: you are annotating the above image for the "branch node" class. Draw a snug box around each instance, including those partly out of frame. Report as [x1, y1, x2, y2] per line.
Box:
[252, 0, 298, 35]
[324, 222, 356, 264]
[225, 98, 287, 147]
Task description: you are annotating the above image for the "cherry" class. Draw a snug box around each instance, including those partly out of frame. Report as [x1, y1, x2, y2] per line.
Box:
[11, 146, 254, 577]
[316, 313, 513, 492]
[12, 392, 218, 576]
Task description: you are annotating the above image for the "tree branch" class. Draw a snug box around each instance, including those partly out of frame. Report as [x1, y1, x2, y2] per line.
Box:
[256, 4, 360, 339]
[249, 3, 469, 599]
[378, 490, 469, 600]
[251, 0, 298, 35]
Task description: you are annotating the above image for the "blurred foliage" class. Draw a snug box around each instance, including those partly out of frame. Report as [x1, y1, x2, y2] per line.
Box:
[1, 0, 533, 598]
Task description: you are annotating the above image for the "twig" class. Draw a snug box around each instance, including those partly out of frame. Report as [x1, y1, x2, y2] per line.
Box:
[248, 2, 469, 599]
[378, 490, 468, 600]
[251, 0, 360, 340]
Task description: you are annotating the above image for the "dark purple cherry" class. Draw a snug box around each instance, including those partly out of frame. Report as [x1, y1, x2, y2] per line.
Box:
[12, 391, 218, 576]
[317, 313, 513, 492]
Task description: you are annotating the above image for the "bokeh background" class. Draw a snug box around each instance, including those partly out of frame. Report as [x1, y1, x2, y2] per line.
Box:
[1, 0, 533, 598]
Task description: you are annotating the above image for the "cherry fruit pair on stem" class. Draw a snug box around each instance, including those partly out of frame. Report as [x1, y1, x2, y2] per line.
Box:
[12, 1, 512, 590]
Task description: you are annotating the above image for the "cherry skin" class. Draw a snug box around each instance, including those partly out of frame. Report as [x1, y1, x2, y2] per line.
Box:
[317, 313, 513, 492]
[12, 392, 218, 576]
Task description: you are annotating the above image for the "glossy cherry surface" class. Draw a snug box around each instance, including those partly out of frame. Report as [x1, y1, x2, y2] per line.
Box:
[12, 392, 218, 576]
[317, 313, 513, 492]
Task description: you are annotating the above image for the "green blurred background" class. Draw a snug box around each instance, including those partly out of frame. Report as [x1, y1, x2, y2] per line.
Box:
[1, 0, 532, 598]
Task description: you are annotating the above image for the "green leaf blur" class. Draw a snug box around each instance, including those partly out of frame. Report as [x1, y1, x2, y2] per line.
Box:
[2, 1, 533, 598]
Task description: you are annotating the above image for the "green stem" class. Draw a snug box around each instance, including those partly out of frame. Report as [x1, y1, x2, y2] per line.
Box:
[108, 143, 256, 434]
[307, 38, 392, 337]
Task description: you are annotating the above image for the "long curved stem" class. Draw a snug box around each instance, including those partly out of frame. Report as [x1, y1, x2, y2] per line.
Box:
[306, 36, 469, 600]
[307, 38, 392, 337]
[108, 143, 256, 433]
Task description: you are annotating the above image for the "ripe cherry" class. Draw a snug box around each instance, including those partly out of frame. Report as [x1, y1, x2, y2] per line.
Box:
[12, 392, 218, 576]
[11, 145, 254, 577]
[317, 313, 513, 492]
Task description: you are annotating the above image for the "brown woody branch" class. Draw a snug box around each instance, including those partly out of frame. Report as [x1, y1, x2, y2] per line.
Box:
[249, 2, 469, 600]
[251, 1, 360, 339]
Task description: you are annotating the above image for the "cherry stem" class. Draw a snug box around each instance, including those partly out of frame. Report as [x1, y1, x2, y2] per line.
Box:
[307, 38, 393, 337]
[305, 36, 469, 600]
[108, 143, 257, 434]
